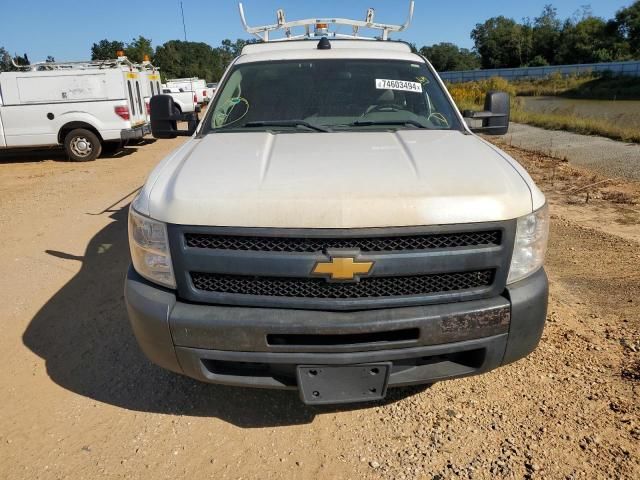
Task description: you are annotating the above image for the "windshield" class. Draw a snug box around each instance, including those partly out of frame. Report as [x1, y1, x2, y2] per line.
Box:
[203, 59, 462, 133]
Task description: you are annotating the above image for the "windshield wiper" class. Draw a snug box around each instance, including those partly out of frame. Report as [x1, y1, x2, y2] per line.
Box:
[242, 120, 330, 132]
[349, 120, 428, 129]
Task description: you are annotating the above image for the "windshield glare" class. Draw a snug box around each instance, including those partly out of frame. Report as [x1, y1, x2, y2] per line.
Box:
[205, 59, 461, 132]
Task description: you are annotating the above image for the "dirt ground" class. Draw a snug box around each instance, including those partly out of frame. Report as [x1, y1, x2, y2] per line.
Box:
[0, 137, 638, 480]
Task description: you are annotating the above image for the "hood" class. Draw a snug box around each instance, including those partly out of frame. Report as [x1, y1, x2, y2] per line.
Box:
[146, 130, 534, 228]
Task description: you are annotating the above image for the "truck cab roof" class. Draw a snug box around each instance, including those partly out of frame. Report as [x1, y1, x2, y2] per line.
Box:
[239, 39, 419, 64]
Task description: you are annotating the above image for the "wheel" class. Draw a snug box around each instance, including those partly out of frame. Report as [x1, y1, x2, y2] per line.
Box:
[64, 129, 102, 162]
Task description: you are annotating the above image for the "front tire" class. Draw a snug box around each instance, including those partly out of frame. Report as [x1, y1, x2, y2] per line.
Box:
[64, 129, 102, 162]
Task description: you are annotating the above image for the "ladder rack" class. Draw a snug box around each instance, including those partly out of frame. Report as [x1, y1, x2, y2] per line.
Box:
[10, 56, 137, 72]
[137, 60, 160, 72]
[238, 1, 415, 42]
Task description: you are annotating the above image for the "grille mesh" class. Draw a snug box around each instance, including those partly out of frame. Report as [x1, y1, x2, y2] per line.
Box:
[190, 270, 494, 299]
[185, 231, 501, 253]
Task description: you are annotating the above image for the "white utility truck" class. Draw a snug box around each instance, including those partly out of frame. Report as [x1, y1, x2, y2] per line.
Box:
[0, 57, 150, 161]
[165, 77, 208, 104]
[126, 2, 549, 405]
[136, 56, 163, 121]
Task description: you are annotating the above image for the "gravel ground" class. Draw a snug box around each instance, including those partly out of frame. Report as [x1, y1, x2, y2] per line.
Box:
[0, 139, 638, 479]
[502, 123, 640, 180]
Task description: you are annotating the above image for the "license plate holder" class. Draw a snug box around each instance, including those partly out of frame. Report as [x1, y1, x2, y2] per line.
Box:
[297, 363, 391, 405]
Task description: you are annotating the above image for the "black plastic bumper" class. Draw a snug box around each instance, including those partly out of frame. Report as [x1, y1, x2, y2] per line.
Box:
[120, 124, 150, 141]
[125, 267, 548, 393]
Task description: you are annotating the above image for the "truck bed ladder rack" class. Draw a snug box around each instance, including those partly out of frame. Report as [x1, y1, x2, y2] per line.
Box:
[238, 1, 415, 42]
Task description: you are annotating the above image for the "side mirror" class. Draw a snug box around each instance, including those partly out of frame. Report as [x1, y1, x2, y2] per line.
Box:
[150, 95, 198, 139]
[463, 91, 510, 136]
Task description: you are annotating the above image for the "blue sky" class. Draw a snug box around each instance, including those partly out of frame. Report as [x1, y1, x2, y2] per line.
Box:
[1, 0, 632, 62]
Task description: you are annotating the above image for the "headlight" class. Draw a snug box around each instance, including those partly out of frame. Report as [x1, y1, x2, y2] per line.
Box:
[128, 207, 176, 289]
[507, 204, 550, 284]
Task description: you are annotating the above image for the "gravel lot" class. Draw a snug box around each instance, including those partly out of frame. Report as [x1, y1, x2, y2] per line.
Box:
[504, 123, 640, 181]
[0, 137, 638, 479]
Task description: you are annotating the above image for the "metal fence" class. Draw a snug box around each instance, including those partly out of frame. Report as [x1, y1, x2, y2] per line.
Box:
[439, 61, 640, 83]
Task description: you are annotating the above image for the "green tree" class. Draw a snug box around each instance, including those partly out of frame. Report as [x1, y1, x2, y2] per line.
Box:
[532, 5, 562, 64]
[220, 39, 250, 58]
[218, 38, 260, 64]
[471, 16, 532, 68]
[556, 16, 617, 64]
[527, 55, 550, 67]
[154, 40, 226, 82]
[126, 36, 153, 63]
[91, 39, 125, 60]
[0, 46, 14, 72]
[615, 1, 640, 56]
[419, 43, 480, 71]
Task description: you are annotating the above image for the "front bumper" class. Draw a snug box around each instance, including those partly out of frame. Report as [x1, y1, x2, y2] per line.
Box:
[120, 123, 150, 141]
[125, 267, 548, 394]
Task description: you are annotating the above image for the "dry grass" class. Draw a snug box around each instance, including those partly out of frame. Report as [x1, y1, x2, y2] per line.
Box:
[510, 109, 640, 143]
[512, 72, 596, 97]
[513, 72, 640, 100]
[447, 77, 516, 110]
[446, 76, 640, 144]
[601, 190, 637, 205]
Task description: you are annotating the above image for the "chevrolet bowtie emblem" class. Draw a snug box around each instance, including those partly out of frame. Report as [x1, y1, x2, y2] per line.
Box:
[312, 256, 374, 281]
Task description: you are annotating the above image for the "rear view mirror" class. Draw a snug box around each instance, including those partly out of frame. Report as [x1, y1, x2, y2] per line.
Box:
[463, 91, 510, 136]
[150, 95, 198, 139]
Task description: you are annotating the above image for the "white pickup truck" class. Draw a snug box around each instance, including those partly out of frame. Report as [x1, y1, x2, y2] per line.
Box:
[161, 87, 198, 114]
[204, 83, 218, 103]
[126, 3, 549, 405]
[0, 58, 150, 161]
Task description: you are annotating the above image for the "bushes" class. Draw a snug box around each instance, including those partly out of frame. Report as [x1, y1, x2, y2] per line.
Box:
[448, 73, 640, 103]
[445, 75, 640, 143]
[447, 77, 516, 110]
[512, 72, 595, 96]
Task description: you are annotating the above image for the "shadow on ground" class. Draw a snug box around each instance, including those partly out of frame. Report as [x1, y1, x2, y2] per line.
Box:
[0, 139, 156, 164]
[23, 206, 427, 428]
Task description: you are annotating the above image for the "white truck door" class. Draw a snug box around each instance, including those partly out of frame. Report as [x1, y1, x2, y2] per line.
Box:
[140, 71, 160, 122]
[133, 76, 146, 126]
[148, 72, 161, 99]
[124, 72, 146, 127]
[139, 71, 152, 122]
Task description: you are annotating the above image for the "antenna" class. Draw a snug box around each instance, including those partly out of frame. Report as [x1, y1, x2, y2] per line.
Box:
[238, 1, 415, 42]
[180, 1, 188, 41]
[179, 1, 197, 113]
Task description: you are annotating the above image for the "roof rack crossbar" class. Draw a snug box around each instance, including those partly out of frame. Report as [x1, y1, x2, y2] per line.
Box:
[238, 1, 415, 42]
[10, 56, 138, 72]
